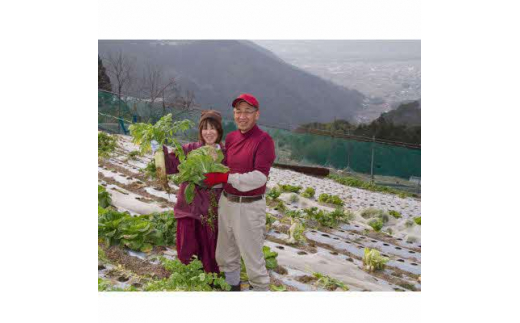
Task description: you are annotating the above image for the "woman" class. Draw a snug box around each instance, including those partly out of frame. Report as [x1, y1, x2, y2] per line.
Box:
[162, 110, 225, 273]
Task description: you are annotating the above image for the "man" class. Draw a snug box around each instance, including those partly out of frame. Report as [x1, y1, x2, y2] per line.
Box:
[203, 93, 276, 291]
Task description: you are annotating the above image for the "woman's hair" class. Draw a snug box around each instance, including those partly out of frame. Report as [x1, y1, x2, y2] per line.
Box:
[198, 117, 223, 144]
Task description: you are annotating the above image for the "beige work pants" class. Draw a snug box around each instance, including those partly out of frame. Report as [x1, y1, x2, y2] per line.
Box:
[215, 194, 269, 291]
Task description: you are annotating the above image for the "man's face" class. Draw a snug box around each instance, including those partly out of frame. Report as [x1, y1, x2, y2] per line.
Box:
[233, 101, 259, 133]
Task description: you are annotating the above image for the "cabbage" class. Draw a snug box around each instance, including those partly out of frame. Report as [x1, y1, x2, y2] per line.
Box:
[172, 145, 229, 204]
[362, 248, 389, 272]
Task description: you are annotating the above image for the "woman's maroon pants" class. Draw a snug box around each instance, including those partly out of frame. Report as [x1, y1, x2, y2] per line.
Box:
[176, 217, 219, 273]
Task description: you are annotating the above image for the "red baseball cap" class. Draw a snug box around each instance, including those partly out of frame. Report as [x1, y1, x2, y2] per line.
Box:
[232, 93, 259, 109]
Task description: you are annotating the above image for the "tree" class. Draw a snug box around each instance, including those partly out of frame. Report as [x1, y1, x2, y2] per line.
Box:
[98, 56, 112, 92]
[104, 50, 136, 119]
[138, 62, 177, 122]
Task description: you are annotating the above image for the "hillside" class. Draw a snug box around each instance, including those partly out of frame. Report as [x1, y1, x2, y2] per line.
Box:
[98, 40, 365, 127]
[296, 100, 421, 144]
[377, 100, 421, 127]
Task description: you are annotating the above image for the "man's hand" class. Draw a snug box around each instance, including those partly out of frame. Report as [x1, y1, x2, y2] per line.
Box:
[203, 172, 229, 187]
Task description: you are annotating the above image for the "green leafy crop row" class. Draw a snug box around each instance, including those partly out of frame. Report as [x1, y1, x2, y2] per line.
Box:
[300, 187, 315, 198]
[327, 173, 419, 198]
[303, 207, 353, 228]
[318, 193, 344, 206]
[278, 183, 302, 194]
[98, 132, 118, 159]
[144, 257, 230, 291]
[98, 207, 177, 252]
[312, 272, 349, 291]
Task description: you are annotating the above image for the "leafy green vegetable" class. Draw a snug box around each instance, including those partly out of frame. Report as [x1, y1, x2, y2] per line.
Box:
[413, 216, 421, 225]
[148, 211, 177, 246]
[303, 207, 352, 228]
[127, 150, 141, 160]
[266, 187, 281, 200]
[274, 200, 287, 213]
[98, 278, 112, 291]
[263, 246, 278, 270]
[145, 257, 231, 291]
[389, 210, 402, 219]
[98, 245, 109, 264]
[286, 209, 304, 220]
[171, 146, 229, 204]
[318, 193, 344, 206]
[98, 132, 118, 159]
[312, 272, 349, 291]
[368, 218, 384, 231]
[98, 185, 111, 208]
[129, 114, 194, 155]
[278, 183, 302, 193]
[289, 193, 299, 204]
[266, 213, 277, 232]
[361, 208, 389, 224]
[98, 208, 177, 252]
[301, 187, 315, 198]
[98, 209, 127, 246]
[362, 248, 389, 272]
[270, 284, 287, 291]
[287, 218, 306, 245]
[140, 160, 157, 180]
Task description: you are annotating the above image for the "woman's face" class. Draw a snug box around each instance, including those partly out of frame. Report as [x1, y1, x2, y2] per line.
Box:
[202, 122, 218, 145]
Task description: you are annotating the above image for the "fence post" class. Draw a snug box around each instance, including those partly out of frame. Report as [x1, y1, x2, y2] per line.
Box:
[346, 128, 351, 173]
[370, 135, 375, 184]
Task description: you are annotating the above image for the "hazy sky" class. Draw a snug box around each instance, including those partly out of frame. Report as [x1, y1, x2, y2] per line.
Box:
[252, 40, 420, 62]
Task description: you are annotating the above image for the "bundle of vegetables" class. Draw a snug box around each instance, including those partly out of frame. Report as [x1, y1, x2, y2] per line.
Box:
[362, 248, 389, 272]
[129, 114, 194, 194]
[171, 146, 229, 204]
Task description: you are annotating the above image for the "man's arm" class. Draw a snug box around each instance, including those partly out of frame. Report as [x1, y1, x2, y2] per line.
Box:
[226, 135, 276, 192]
[227, 170, 268, 192]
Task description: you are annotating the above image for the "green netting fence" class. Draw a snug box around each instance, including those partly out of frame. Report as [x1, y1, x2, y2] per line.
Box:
[99, 90, 420, 185]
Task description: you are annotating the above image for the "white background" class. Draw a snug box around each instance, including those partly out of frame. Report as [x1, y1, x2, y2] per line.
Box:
[1, 0, 519, 322]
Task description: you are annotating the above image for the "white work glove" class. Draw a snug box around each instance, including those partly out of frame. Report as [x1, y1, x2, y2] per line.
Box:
[151, 140, 159, 154]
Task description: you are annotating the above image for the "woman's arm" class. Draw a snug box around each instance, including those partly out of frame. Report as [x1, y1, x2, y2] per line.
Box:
[163, 143, 195, 175]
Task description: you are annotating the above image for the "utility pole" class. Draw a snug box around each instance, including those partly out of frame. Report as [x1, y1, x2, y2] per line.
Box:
[370, 135, 375, 184]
